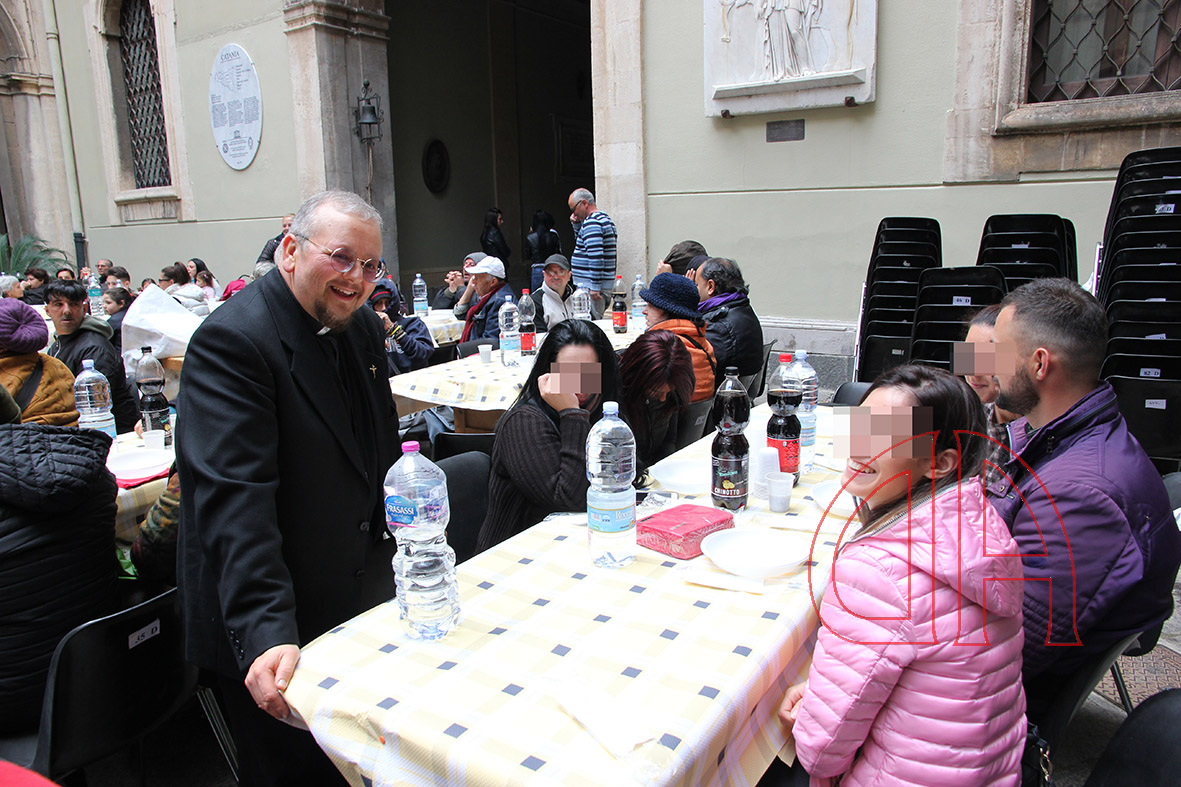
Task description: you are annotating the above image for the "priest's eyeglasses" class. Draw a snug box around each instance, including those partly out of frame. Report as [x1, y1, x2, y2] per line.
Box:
[293, 233, 386, 282]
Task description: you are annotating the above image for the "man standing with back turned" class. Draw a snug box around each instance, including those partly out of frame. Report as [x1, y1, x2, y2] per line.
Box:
[568, 187, 617, 318]
[176, 191, 400, 786]
[987, 278, 1181, 720]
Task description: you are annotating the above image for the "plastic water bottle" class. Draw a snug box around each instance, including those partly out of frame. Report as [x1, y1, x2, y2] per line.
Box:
[518, 289, 537, 356]
[711, 367, 750, 510]
[412, 273, 429, 317]
[73, 359, 116, 439]
[586, 402, 637, 569]
[794, 351, 819, 475]
[631, 274, 646, 320]
[135, 346, 172, 446]
[384, 441, 460, 640]
[499, 296, 520, 367]
[766, 353, 801, 483]
[571, 286, 592, 320]
[87, 274, 104, 317]
[611, 275, 628, 334]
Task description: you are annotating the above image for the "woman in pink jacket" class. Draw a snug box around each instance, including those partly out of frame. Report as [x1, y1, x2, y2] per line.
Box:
[776, 364, 1026, 786]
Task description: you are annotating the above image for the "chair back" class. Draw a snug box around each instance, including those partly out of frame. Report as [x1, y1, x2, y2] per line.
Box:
[831, 381, 871, 405]
[1035, 631, 1142, 751]
[1083, 690, 1181, 787]
[457, 338, 499, 358]
[436, 451, 492, 564]
[33, 589, 196, 779]
[434, 431, 496, 461]
[674, 398, 715, 450]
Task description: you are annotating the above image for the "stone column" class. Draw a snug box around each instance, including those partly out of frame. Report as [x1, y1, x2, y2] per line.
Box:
[589, 0, 647, 278]
[284, 0, 399, 272]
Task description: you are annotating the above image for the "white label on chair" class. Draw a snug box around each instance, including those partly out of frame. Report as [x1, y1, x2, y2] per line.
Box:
[1148, 333, 1167, 340]
[1149, 297, 1167, 302]
[891, 349, 904, 355]
[129, 618, 161, 649]
[1012, 243, 1030, 248]
[1146, 399, 1167, 410]
[1140, 368, 1162, 378]
[1156, 203, 1176, 214]
[952, 296, 972, 306]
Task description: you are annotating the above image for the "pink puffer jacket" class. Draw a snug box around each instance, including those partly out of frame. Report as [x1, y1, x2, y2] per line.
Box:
[794, 479, 1026, 786]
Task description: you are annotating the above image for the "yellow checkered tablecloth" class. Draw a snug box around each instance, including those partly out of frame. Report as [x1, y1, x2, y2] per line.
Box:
[388, 319, 646, 414]
[285, 406, 850, 786]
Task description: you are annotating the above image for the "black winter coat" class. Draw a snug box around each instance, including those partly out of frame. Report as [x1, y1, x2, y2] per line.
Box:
[702, 295, 764, 379]
[0, 424, 118, 733]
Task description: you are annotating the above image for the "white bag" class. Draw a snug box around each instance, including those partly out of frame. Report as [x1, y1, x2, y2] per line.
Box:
[120, 285, 203, 398]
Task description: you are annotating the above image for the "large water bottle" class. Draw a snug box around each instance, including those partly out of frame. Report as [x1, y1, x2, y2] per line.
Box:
[87, 274, 104, 317]
[571, 286, 593, 320]
[586, 402, 637, 569]
[411, 273, 429, 317]
[794, 351, 819, 474]
[518, 289, 537, 356]
[711, 367, 750, 510]
[499, 296, 520, 367]
[631, 274, 646, 320]
[135, 346, 172, 445]
[73, 359, 116, 438]
[384, 441, 460, 640]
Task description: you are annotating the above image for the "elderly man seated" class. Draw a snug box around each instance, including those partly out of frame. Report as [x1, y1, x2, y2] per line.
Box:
[453, 256, 514, 342]
[45, 279, 138, 433]
[528, 254, 577, 331]
[987, 278, 1181, 720]
[368, 281, 433, 374]
[695, 257, 763, 379]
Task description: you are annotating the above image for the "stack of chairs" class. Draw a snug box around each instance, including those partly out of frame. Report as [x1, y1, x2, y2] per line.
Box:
[856, 218, 942, 381]
[1096, 148, 1181, 472]
[976, 213, 1078, 289]
[909, 266, 1006, 371]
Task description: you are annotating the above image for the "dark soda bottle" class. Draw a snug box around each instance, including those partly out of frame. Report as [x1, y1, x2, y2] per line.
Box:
[766, 353, 801, 482]
[711, 367, 750, 510]
[611, 275, 628, 334]
[135, 346, 172, 445]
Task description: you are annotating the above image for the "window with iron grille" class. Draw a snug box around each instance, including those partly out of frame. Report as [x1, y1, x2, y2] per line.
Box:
[118, 0, 171, 189]
[1028, 0, 1181, 103]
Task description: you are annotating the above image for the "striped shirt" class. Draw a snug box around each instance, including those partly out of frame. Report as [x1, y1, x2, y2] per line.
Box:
[570, 210, 618, 291]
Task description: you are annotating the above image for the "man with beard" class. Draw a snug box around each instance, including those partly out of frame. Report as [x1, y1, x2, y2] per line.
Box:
[176, 191, 399, 786]
[988, 278, 1180, 721]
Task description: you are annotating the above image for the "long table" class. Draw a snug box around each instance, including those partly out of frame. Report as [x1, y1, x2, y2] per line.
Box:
[283, 406, 851, 786]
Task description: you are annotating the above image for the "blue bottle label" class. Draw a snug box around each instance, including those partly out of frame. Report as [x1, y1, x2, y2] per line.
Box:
[385, 495, 417, 526]
[588, 499, 635, 534]
[501, 334, 520, 353]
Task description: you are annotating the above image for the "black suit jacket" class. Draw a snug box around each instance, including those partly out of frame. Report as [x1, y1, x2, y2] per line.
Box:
[176, 271, 400, 675]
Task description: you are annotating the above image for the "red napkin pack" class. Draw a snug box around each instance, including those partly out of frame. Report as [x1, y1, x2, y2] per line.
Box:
[637, 503, 734, 559]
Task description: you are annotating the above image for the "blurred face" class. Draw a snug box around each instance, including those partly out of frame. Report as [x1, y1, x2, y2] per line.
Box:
[185, 260, 198, 277]
[371, 296, 390, 314]
[696, 274, 714, 302]
[96, 259, 110, 275]
[551, 343, 601, 410]
[543, 263, 571, 293]
[280, 206, 381, 332]
[472, 272, 496, 297]
[839, 386, 936, 509]
[497, 213, 504, 227]
[954, 323, 1002, 405]
[568, 194, 591, 224]
[102, 293, 121, 315]
[282, 214, 294, 233]
[462, 257, 478, 281]
[991, 306, 1038, 416]
[643, 303, 669, 329]
[56, 269, 74, 280]
[47, 295, 85, 336]
[4, 279, 23, 298]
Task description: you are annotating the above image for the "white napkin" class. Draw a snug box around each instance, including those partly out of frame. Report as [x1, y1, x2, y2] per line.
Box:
[550, 679, 656, 758]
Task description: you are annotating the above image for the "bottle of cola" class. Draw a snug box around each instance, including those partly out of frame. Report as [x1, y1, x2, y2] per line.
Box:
[611, 275, 628, 334]
[766, 352, 801, 483]
[711, 367, 750, 511]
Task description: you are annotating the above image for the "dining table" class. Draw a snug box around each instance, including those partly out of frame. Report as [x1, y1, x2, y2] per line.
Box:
[109, 429, 175, 544]
[388, 317, 648, 431]
[283, 405, 857, 786]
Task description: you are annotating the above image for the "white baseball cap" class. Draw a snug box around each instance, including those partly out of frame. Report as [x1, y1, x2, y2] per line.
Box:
[466, 257, 506, 278]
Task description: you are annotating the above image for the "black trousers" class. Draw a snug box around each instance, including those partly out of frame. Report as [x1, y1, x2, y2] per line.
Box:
[757, 754, 812, 787]
[216, 672, 348, 787]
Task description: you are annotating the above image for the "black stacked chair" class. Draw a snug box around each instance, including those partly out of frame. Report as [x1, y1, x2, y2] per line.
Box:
[975, 213, 1076, 286]
[907, 267, 1006, 371]
[856, 218, 943, 381]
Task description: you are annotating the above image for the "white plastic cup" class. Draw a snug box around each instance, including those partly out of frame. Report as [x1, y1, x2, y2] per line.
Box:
[478, 344, 492, 363]
[766, 471, 795, 513]
[143, 430, 166, 451]
[750, 446, 779, 499]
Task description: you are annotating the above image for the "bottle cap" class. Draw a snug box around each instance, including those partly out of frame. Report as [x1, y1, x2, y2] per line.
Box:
[779, 353, 792, 363]
[522, 288, 530, 295]
[401, 441, 420, 453]
[602, 401, 619, 415]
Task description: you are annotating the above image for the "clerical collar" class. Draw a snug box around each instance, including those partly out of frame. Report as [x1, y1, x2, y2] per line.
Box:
[317, 326, 331, 336]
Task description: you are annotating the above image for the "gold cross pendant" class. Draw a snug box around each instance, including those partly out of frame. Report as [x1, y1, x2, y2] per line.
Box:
[369, 364, 377, 378]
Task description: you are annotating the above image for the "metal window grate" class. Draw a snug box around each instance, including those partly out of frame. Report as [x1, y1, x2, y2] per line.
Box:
[119, 0, 171, 188]
[1028, 0, 1181, 102]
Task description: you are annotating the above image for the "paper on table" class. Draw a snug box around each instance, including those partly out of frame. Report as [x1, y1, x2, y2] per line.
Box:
[550, 678, 656, 758]
[677, 556, 812, 595]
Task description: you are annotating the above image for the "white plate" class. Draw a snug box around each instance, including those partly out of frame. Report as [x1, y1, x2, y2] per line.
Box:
[700, 528, 807, 578]
[648, 455, 710, 495]
[106, 448, 173, 481]
[811, 479, 858, 518]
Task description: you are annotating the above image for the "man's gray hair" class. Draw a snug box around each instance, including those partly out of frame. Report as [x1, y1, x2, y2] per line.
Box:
[254, 260, 277, 280]
[289, 191, 382, 242]
[571, 187, 595, 205]
[0, 274, 18, 295]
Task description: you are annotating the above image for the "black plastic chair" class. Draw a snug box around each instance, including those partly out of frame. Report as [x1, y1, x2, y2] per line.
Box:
[978, 246, 1065, 268]
[1107, 376, 1181, 460]
[1083, 689, 1181, 787]
[0, 589, 197, 783]
[740, 340, 776, 401]
[915, 285, 1005, 309]
[1108, 320, 1181, 340]
[427, 344, 458, 366]
[979, 261, 1060, 288]
[866, 281, 918, 298]
[864, 320, 912, 338]
[674, 398, 715, 450]
[872, 241, 941, 260]
[1105, 232, 1181, 263]
[866, 294, 916, 313]
[863, 308, 915, 325]
[1100, 262, 1181, 303]
[1107, 299, 1181, 324]
[856, 335, 909, 382]
[1101, 354, 1181, 382]
[876, 216, 941, 237]
[918, 265, 1007, 291]
[911, 321, 967, 342]
[435, 451, 492, 565]
[1105, 337, 1181, 360]
[830, 381, 871, 405]
[1107, 280, 1181, 304]
[456, 338, 499, 358]
[909, 339, 955, 369]
[1113, 193, 1181, 223]
[913, 303, 982, 327]
[433, 431, 496, 461]
[868, 265, 926, 287]
[982, 213, 1068, 237]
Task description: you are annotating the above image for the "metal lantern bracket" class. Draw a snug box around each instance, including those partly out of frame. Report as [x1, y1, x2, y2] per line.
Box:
[354, 79, 384, 144]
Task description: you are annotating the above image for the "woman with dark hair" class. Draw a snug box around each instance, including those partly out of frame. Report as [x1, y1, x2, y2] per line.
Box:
[476, 320, 622, 552]
[185, 257, 222, 299]
[162, 263, 208, 315]
[101, 286, 133, 355]
[479, 207, 511, 272]
[773, 364, 1026, 786]
[640, 272, 717, 402]
[524, 209, 562, 291]
[619, 330, 695, 469]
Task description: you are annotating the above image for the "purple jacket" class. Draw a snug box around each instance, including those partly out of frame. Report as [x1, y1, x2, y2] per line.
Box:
[987, 382, 1181, 678]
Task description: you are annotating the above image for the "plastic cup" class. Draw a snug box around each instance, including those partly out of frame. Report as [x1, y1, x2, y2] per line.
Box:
[766, 471, 795, 513]
[143, 430, 166, 451]
[478, 344, 492, 363]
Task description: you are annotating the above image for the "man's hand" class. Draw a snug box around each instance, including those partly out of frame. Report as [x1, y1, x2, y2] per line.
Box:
[444, 270, 464, 292]
[80, 266, 92, 279]
[538, 372, 579, 412]
[245, 644, 300, 720]
[655, 261, 673, 276]
[777, 681, 808, 734]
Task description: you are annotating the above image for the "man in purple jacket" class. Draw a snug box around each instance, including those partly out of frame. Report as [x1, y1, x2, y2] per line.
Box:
[988, 278, 1181, 716]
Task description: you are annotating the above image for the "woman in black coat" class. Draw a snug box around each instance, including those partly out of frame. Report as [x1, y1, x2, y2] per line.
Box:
[479, 207, 512, 272]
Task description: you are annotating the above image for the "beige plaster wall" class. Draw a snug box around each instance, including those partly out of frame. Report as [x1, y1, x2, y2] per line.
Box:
[641, 0, 1116, 324]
